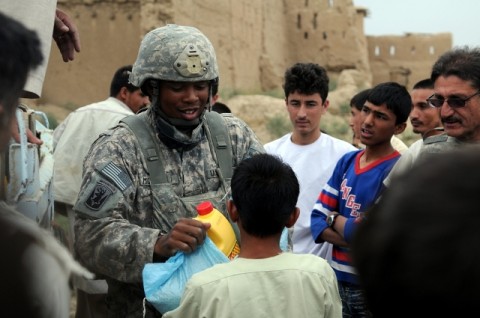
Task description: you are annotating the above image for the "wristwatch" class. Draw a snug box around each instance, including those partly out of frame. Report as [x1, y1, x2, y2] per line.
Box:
[327, 213, 339, 228]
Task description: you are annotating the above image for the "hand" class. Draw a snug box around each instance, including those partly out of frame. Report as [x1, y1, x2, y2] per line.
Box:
[11, 115, 43, 145]
[52, 8, 81, 62]
[154, 218, 211, 261]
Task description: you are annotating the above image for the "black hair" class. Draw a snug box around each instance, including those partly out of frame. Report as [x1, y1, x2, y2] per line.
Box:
[352, 149, 480, 317]
[230, 153, 299, 237]
[0, 12, 43, 117]
[431, 46, 480, 90]
[367, 82, 411, 124]
[110, 65, 139, 97]
[212, 102, 231, 114]
[283, 62, 329, 102]
[350, 88, 372, 111]
[412, 78, 434, 90]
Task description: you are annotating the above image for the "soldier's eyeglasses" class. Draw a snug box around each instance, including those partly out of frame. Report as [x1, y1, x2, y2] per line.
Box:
[427, 90, 480, 108]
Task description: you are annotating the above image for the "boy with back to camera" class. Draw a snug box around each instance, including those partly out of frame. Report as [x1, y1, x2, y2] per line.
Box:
[163, 153, 342, 318]
[311, 81, 412, 317]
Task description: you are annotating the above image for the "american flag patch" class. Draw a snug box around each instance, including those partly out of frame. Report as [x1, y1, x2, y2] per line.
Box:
[100, 162, 131, 191]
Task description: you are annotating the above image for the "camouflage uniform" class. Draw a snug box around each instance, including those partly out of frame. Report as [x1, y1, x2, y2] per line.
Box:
[73, 24, 264, 318]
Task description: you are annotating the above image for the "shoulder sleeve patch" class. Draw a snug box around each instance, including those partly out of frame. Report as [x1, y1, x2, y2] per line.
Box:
[85, 180, 116, 211]
[100, 162, 132, 191]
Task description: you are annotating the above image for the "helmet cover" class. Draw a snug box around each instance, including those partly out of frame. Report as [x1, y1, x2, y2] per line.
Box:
[130, 24, 219, 90]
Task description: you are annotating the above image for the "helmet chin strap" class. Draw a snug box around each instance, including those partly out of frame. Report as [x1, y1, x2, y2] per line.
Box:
[206, 83, 213, 112]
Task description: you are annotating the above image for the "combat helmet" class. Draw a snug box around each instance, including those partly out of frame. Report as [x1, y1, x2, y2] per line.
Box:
[130, 24, 219, 94]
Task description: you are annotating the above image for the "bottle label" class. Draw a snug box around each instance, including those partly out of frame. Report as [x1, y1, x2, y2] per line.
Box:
[228, 242, 241, 260]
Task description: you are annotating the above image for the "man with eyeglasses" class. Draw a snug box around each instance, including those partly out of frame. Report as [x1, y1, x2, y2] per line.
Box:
[384, 47, 480, 189]
[419, 46, 480, 155]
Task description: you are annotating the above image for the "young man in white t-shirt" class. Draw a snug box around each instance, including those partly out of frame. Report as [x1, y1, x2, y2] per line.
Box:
[264, 62, 356, 259]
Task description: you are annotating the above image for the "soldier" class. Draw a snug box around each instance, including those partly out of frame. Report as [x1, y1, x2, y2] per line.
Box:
[73, 24, 264, 317]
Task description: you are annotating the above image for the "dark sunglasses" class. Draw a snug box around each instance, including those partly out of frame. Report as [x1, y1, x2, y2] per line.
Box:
[427, 90, 480, 108]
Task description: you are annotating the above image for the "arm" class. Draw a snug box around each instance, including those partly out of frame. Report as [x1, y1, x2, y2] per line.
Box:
[320, 216, 349, 247]
[73, 128, 209, 282]
[311, 191, 348, 247]
[311, 156, 354, 248]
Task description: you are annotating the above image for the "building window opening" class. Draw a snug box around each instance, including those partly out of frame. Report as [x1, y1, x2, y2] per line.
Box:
[390, 45, 396, 56]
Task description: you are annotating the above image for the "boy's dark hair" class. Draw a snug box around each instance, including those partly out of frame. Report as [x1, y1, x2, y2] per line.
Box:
[350, 88, 372, 111]
[431, 46, 480, 90]
[283, 62, 329, 102]
[367, 82, 411, 124]
[110, 65, 139, 97]
[230, 153, 299, 237]
[212, 102, 231, 114]
[412, 78, 434, 90]
[352, 149, 480, 317]
[0, 12, 43, 116]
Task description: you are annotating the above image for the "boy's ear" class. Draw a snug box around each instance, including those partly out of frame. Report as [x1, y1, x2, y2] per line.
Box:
[285, 207, 300, 228]
[394, 122, 407, 135]
[322, 99, 329, 113]
[227, 199, 238, 222]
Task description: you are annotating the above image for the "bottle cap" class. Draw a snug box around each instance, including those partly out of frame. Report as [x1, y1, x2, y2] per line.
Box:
[196, 201, 213, 215]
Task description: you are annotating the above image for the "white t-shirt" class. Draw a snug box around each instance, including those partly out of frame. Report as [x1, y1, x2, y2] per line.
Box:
[264, 133, 356, 258]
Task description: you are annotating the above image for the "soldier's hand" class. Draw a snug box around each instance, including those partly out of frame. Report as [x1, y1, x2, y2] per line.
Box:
[153, 218, 210, 261]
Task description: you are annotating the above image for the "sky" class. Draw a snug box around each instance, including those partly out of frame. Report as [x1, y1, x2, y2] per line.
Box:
[353, 0, 480, 48]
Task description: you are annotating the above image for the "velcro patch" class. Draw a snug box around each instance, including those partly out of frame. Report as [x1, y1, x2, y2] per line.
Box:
[100, 162, 131, 191]
[85, 181, 116, 211]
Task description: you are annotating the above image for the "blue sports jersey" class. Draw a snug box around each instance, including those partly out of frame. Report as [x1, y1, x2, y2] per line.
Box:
[310, 149, 400, 284]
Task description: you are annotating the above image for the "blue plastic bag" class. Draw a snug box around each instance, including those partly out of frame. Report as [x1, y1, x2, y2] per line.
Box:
[143, 237, 229, 314]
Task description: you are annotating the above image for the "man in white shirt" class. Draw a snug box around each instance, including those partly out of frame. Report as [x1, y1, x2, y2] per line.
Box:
[264, 62, 355, 259]
[53, 65, 149, 318]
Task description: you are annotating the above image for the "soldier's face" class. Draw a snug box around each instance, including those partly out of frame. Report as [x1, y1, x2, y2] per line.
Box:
[158, 81, 210, 121]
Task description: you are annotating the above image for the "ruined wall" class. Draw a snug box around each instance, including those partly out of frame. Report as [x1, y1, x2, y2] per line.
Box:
[367, 33, 452, 89]
[43, 0, 450, 109]
[44, 0, 143, 106]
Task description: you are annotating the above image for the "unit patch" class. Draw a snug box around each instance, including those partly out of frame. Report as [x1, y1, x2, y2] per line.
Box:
[85, 180, 116, 211]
